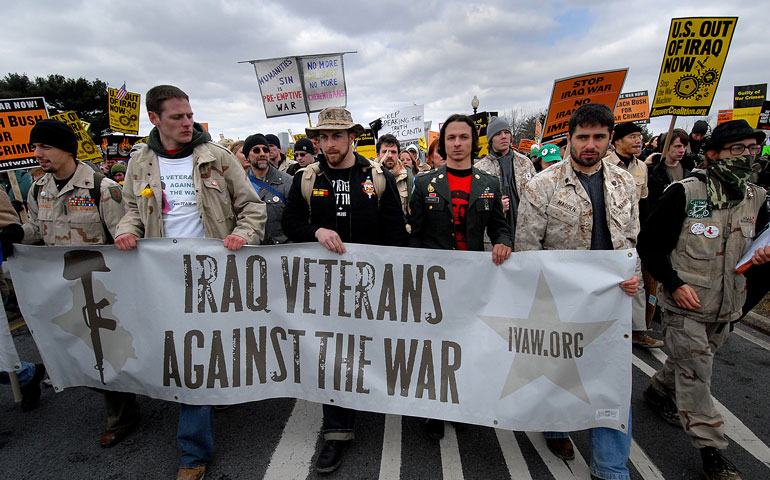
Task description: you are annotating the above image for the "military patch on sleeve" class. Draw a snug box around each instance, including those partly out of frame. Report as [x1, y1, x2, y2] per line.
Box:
[687, 199, 711, 218]
[108, 185, 123, 203]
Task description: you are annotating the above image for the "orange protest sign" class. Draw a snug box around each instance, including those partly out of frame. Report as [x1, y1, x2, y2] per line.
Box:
[542, 69, 628, 143]
[519, 139, 537, 153]
[717, 109, 733, 125]
[614, 91, 650, 124]
[0, 97, 48, 171]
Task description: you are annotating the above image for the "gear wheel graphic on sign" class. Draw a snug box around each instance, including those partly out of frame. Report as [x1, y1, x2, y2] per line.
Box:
[674, 75, 700, 99]
[119, 115, 131, 127]
[83, 142, 96, 155]
[701, 68, 719, 86]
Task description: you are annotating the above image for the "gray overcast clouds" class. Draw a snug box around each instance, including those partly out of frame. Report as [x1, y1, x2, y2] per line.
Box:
[1, 0, 766, 141]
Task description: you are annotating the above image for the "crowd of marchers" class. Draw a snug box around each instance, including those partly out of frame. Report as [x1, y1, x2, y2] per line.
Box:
[1, 84, 769, 480]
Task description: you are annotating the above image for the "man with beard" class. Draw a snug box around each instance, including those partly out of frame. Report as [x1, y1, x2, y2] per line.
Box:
[647, 129, 690, 210]
[242, 133, 292, 244]
[605, 122, 662, 348]
[376, 133, 413, 213]
[281, 107, 407, 474]
[286, 137, 316, 176]
[638, 120, 769, 480]
[115, 85, 266, 480]
[475, 116, 536, 247]
[516, 103, 639, 480]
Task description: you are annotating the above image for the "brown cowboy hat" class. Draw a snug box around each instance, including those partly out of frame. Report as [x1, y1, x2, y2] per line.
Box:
[306, 107, 365, 138]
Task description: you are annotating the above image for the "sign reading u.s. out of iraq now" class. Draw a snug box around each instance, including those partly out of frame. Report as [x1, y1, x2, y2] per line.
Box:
[9, 240, 634, 432]
[107, 88, 141, 135]
[650, 17, 738, 117]
[245, 53, 349, 118]
[542, 69, 628, 143]
[0, 97, 48, 171]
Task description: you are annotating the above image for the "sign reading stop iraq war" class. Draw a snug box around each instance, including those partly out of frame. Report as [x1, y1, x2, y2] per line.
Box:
[246, 53, 349, 118]
[0, 97, 48, 171]
[614, 91, 650, 125]
[51, 111, 102, 163]
[10, 240, 634, 433]
[650, 17, 738, 117]
[108, 87, 141, 135]
[542, 69, 628, 143]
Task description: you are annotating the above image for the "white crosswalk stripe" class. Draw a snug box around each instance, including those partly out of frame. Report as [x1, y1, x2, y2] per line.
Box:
[525, 432, 591, 479]
[440, 422, 464, 480]
[495, 429, 534, 480]
[379, 415, 402, 479]
[629, 439, 666, 480]
[262, 400, 322, 480]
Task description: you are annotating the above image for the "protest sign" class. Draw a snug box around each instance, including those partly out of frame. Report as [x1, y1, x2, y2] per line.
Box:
[354, 129, 376, 160]
[51, 111, 102, 163]
[614, 91, 650, 125]
[100, 134, 144, 161]
[519, 139, 537, 153]
[650, 17, 738, 117]
[733, 84, 767, 128]
[10, 240, 634, 433]
[107, 88, 140, 134]
[757, 102, 770, 131]
[542, 69, 628, 143]
[0, 97, 48, 171]
[470, 111, 498, 158]
[378, 105, 425, 150]
[245, 52, 350, 119]
[717, 109, 733, 125]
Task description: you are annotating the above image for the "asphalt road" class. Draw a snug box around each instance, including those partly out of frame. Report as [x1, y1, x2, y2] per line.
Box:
[2, 320, 770, 480]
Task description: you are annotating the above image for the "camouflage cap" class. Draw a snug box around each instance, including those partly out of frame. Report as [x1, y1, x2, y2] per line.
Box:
[306, 107, 365, 138]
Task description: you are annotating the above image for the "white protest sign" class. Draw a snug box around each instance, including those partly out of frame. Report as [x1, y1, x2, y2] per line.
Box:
[9, 240, 634, 432]
[379, 105, 425, 147]
[301, 54, 347, 111]
[252, 57, 306, 117]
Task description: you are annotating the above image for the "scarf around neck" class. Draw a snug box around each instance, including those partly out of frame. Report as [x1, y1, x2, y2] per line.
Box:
[706, 155, 753, 210]
[147, 122, 210, 159]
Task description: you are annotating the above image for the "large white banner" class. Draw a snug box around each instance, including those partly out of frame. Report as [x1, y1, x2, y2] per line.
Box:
[9, 240, 634, 432]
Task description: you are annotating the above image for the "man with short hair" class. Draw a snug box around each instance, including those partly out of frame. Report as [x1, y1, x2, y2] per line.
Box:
[286, 137, 316, 176]
[638, 120, 769, 480]
[282, 107, 407, 474]
[647, 128, 690, 209]
[15, 119, 138, 444]
[475, 116, 536, 247]
[266, 133, 297, 173]
[376, 133, 413, 213]
[111, 163, 126, 184]
[243, 133, 292, 244]
[115, 85, 266, 480]
[516, 103, 639, 480]
[606, 122, 662, 348]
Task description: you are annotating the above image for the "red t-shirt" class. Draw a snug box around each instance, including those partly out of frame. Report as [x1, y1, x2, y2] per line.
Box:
[447, 168, 472, 250]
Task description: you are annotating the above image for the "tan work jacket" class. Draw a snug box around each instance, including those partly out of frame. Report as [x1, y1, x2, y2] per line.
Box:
[116, 142, 266, 243]
[605, 151, 648, 201]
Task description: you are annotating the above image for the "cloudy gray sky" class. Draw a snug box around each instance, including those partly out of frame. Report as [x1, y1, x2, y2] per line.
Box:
[2, 0, 766, 141]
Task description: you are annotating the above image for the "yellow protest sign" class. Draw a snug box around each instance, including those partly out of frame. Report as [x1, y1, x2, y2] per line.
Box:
[51, 111, 102, 162]
[354, 129, 376, 160]
[108, 88, 141, 134]
[650, 17, 738, 117]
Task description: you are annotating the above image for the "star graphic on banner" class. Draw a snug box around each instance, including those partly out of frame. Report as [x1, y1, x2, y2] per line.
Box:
[478, 271, 617, 404]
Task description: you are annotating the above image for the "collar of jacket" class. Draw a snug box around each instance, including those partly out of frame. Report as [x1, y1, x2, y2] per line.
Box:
[249, 163, 285, 185]
[38, 162, 96, 195]
[317, 151, 372, 174]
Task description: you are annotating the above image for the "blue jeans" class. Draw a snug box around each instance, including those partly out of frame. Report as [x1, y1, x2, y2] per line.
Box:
[177, 405, 213, 468]
[544, 407, 632, 480]
[0, 361, 35, 386]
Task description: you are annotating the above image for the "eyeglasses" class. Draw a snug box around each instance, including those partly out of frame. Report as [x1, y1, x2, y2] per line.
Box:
[251, 146, 270, 154]
[295, 152, 310, 157]
[723, 144, 762, 156]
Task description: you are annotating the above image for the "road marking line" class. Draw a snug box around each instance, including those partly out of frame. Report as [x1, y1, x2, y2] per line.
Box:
[440, 422, 464, 480]
[495, 429, 533, 480]
[734, 323, 770, 351]
[630, 439, 666, 480]
[378, 415, 401, 480]
[633, 353, 770, 469]
[263, 400, 322, 480]
[524, 432, 591, 479]
[9, 320, 25, 331]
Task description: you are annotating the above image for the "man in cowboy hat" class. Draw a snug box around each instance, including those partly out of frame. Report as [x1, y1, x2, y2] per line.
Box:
[638, 119, 770, 480]
[281, 107, 408, 474]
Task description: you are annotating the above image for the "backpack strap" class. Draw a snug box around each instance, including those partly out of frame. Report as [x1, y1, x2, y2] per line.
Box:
[300, 163, 323, 214]
[364, 160, 387, 206]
